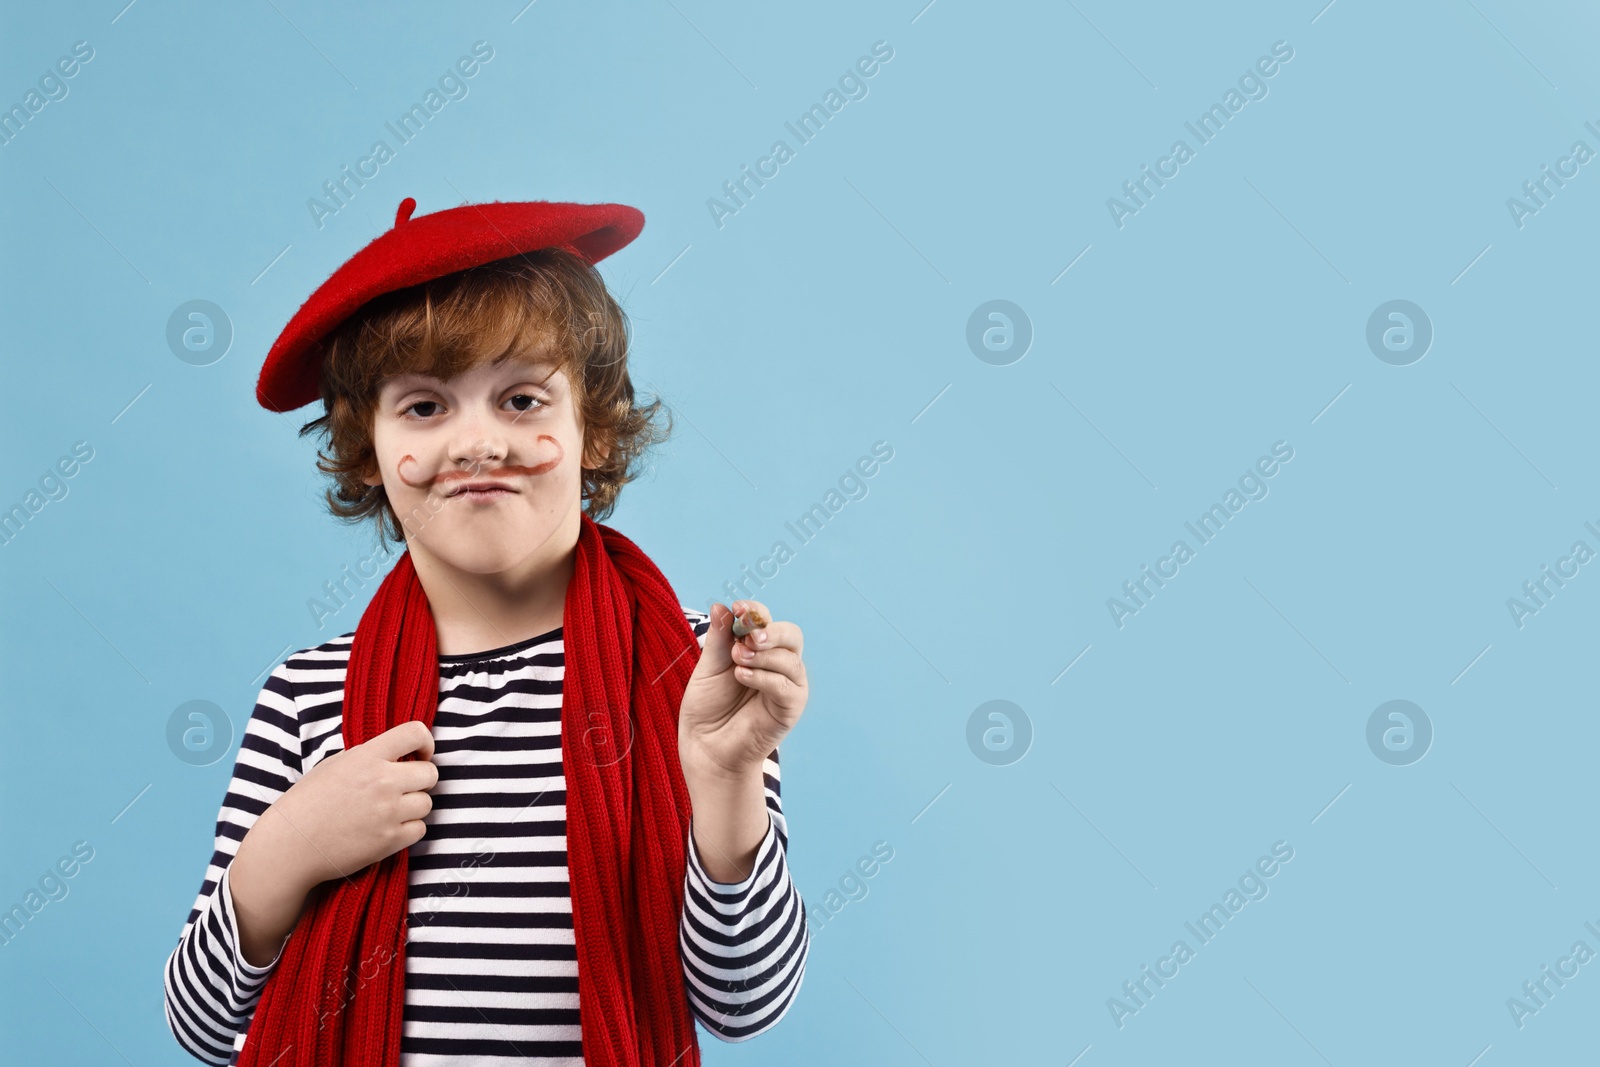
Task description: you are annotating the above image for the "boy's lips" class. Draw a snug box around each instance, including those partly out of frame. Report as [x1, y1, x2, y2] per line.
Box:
[448, 484, 516, 501]
[446, 479, 516, 496]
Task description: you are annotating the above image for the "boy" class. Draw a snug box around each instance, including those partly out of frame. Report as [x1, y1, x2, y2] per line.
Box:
[162, 197, 810, 1066]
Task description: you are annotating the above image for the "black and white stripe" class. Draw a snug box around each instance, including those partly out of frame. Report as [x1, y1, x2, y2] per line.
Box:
[163, 607, 809, 1065]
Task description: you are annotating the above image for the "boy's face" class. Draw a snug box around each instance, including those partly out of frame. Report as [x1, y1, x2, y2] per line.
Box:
[362, 355, 600, 573]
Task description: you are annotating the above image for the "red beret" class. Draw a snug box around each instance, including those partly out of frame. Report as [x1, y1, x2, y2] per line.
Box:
[257, 196, 645, 412]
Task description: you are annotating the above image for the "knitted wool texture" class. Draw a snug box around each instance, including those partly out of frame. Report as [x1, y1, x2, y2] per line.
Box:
[236, 513, 703, 1066]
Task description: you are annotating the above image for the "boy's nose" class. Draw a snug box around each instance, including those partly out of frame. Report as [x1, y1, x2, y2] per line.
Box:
[448, 429, 509, 473]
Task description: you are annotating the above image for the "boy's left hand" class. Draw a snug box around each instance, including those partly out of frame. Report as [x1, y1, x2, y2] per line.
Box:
[678, 599, 807, 781]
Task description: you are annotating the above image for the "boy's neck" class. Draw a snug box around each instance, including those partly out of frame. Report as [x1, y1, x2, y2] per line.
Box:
[408, 508, 582, 657]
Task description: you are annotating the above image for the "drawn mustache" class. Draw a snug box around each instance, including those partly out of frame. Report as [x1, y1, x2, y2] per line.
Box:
[396, 436, 564, 489]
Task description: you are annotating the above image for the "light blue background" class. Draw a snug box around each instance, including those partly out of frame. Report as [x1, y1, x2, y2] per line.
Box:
[4, 1, 1599, 1063]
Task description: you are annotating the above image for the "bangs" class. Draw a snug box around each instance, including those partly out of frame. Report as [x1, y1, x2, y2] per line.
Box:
[332, 251, 593, 404]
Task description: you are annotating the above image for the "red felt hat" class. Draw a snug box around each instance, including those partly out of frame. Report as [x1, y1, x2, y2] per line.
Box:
[257, 196, 645, 412]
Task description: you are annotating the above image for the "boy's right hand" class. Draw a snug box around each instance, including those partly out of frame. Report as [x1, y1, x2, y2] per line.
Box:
[270, 719, 439, 890]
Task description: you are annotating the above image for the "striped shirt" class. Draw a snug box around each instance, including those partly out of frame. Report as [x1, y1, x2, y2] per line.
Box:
[163, 606, 809, 1065]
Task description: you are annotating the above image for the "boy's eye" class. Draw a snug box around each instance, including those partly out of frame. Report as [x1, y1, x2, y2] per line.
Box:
[399, 394, 544, 419]
[506, 394, 545, 414]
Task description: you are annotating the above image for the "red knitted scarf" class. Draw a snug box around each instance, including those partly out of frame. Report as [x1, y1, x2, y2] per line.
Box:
[237, 514, 704, 1066]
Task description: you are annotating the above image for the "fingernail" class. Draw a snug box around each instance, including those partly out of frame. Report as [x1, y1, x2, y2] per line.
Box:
[754, 630, 768, 645]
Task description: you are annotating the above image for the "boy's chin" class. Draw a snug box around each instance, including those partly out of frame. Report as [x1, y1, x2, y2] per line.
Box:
[417, 518, 563, 574]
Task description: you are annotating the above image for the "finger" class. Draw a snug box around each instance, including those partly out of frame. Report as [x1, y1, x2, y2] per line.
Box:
[740, 618, 802, 655]
[730, 644, 804, 684]
[731, 661, 806, 707]
[397, 758, 440, 793]
[365, 720, 435, 762]
[691, 602, 739, 676]
[396, 790, 433, 822]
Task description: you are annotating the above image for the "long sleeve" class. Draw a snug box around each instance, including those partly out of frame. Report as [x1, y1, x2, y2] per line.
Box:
[676, 610, 810, 1040]
[680, 747, 810, 1040]
[163, 661, 305, 1065]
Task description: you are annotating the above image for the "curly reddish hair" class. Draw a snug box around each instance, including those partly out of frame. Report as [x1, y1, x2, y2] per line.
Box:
[295, 248, 672, 545]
